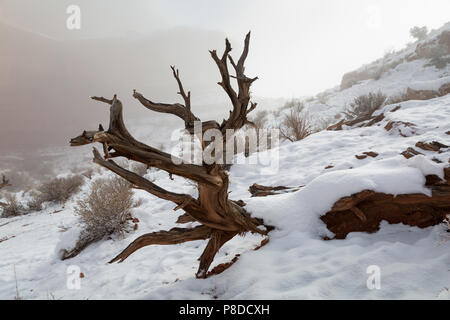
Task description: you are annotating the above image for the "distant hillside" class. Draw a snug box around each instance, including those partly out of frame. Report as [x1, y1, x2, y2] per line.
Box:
[294, 22, 450, 126]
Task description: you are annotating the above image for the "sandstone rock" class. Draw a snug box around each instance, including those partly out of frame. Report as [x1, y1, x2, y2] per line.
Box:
[363, 152, 379, 158]
[321, 174, 450, 239]
[415, 141, 449, 152]
[401, 147, 423, 159]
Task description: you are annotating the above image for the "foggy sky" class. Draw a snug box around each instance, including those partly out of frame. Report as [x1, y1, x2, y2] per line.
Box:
[1, 0, 449, 96]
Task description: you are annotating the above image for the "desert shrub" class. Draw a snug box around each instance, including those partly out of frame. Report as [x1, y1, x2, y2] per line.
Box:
[26, 191, 43, 212]
[344, 91, 387, 121]
[279, 103, 311, 142]
[63, 177, 138, 258]
[410, 26, 428, 42]
[32, 175, 84, 206]
[1, 193, 27, 218]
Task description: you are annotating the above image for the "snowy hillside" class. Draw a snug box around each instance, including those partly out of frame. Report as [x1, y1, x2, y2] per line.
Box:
[0, 94, 449, 299]
[1, 21, 450, 301]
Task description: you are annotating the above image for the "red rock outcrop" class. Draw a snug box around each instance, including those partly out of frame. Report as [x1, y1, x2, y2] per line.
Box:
[321, 168, 450, 239]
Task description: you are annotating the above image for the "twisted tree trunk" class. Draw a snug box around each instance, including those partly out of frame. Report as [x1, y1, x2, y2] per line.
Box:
[70, 33, 270, 278]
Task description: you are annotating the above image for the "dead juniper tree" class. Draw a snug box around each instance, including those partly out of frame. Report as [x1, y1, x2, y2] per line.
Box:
[70, 33, 271, 278]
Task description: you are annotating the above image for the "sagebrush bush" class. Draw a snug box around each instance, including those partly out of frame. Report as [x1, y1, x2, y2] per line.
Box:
[344, 91, 387, 121]
[76, 177, 136, 240]
[32, 175, 84, 206]
[279, 103, 311, 142]
[1, 193, 26, 218]
[61, 177, 138, 260]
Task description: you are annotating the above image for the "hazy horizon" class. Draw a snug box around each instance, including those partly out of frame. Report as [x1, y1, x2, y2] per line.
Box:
[1, 0, 449, 155]
[2, 0, 450, 96]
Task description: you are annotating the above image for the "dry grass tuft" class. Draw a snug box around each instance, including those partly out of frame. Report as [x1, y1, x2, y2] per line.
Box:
[31, 175, 84, 207]
[344, 91, 387, 121]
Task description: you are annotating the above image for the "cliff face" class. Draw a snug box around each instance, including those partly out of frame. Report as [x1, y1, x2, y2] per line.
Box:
[340, 24, 450, 91]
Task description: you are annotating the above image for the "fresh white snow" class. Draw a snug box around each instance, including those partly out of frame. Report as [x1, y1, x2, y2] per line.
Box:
[1, 23, 450, 300]
[1, 94, 449, 300]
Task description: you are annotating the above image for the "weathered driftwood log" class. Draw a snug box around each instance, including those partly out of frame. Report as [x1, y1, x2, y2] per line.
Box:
[70, 33, 271, 278]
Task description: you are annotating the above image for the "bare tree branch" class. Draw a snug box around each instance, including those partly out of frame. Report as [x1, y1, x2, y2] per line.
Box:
[92, 148, 194, 204]
[133, 66, 199, 128]
[91, 96, 114, 105]
[210, 31, 258, 133]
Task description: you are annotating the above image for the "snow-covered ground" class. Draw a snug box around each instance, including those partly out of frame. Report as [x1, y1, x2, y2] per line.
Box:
[1, 21, 450, 300]
[0, 94, 449, 300]
[291, 23, 450, 127]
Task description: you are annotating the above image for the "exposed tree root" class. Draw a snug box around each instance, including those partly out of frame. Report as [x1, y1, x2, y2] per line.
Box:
[196, 231, 237, 278]
[205, 236, 269, 278]
[207, 254, 241, 278]
[109, 226, 212, 264]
